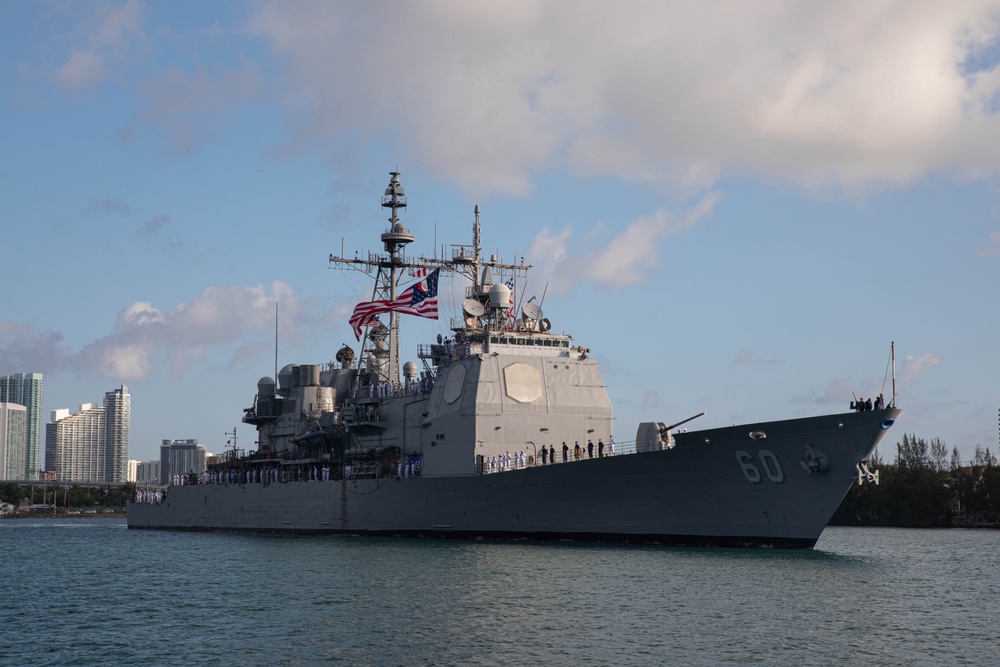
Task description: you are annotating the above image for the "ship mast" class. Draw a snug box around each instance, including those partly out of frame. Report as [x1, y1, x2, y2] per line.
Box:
[328, 171, 532, 390]
[327, 172, 414, 386]
[379, 172, 412, 385]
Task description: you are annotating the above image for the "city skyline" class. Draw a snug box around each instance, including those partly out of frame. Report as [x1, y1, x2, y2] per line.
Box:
[46, 384, 130, 483]
[3, 3, 1000, 464]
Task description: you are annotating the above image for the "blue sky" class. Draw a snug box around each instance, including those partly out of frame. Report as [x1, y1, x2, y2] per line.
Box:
[3, 1, 1000, 464]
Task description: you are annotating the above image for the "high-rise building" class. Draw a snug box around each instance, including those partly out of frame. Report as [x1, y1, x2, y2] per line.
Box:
[0, 402, 28, 481]
[103, 385, 130, 482]
[0, 372, 44, 480]
[45, 385, 131, 483]
[135, 459, 161, 485]
[160, 439, 208, 485]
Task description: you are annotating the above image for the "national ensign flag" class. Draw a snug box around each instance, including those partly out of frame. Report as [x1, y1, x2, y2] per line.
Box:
[349, 269, 441, 339]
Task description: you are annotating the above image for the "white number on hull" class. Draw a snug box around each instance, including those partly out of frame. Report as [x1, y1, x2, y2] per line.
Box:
[735, 450, 785, 484]
[736, 451, 761, 482]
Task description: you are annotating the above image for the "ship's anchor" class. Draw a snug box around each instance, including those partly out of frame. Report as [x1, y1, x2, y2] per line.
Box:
[799, 443, 830, 474]
[857, 461, 880, 485]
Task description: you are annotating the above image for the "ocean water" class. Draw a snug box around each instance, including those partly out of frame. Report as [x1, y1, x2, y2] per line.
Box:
[2, 520, 995, 667]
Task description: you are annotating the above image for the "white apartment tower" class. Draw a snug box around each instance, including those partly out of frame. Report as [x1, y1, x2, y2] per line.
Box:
[0, 372, 44, 480]
[0, 402, 28, 481]
[46, 385, 131, 483]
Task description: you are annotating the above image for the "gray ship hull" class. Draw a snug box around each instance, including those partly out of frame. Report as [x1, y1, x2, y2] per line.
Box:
[128, 407, 898, 548]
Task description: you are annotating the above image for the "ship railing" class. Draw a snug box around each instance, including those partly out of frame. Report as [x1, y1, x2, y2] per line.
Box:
[418, 343, 450, 366]
[245, 394, 284, 420]
[355, 377, 434, 403]
[478, 440, 640, 471]
[452, 247, 477, 262]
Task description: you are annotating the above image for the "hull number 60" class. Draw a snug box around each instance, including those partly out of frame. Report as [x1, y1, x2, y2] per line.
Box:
[735, 450, 784, 483]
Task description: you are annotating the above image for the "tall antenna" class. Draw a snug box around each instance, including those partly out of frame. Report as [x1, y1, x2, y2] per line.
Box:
[225, 426, 238, 455]
[274, 301, 279, 384]
[474, 205, 481, 260]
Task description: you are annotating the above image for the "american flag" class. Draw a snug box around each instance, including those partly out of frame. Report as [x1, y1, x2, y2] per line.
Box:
[408, 267, 428, 279]
[349, 269, 440, 339]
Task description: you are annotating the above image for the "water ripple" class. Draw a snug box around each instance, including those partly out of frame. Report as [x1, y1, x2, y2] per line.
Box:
[1, 520, 995, 666]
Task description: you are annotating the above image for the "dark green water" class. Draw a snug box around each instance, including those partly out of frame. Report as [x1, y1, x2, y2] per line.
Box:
[2, 519, 995, 666]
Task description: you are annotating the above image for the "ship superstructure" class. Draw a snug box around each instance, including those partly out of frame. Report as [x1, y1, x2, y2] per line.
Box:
[128, 172, 899, 548]
[241, 171, 610, 479]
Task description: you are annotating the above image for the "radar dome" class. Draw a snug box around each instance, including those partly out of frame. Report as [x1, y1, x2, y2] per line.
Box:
[257, 377, 276, 396]
[489, 282, 512, 309]
[403, 361, 418, 380]
[278, 364, 295, 391]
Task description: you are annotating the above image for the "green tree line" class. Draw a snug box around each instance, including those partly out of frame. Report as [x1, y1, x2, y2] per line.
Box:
[0, 482, 136, 510]
[832, 434, 1000, 527]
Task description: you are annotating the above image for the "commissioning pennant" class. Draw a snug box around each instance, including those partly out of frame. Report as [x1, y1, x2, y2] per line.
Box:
[349, 269, 440, 339]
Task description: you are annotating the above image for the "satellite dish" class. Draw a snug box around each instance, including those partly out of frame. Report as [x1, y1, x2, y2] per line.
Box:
[462, 298, 485, 317]
[539, 318, 551, 332]
[522, 302, 542, 321]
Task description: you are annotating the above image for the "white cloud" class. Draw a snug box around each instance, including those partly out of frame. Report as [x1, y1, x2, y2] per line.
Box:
[241, 1, 1000, 196]
[52, 0, 146, 90]
[527, 191, 720, 293]
[590, 193, 721, 287]
[72, 281, 314, 380]
[898, 352, 943, 384]
[53, 50, 107, 90]
[0, 323, 73, 376]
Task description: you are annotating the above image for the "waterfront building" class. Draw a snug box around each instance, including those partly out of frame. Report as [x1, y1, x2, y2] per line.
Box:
[159, 439, 207, 485]
[136, 459, 161, 485]
[0, 373, 44, 480]
[0, 402, 28, 481]
[45, 385, 131, 483]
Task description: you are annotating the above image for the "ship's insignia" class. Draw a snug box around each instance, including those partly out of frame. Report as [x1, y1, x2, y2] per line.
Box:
[800, 443, 830, 474]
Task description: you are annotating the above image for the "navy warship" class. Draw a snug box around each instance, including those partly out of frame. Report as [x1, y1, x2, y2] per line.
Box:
[127, 171, 899, 548]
